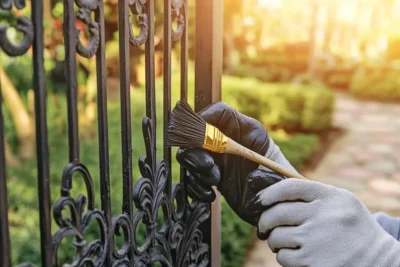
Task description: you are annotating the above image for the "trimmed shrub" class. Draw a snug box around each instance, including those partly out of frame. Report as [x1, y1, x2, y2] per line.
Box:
[229, 64, 294, 83]
[350, 65, 400, 101]
[222, 76, 335, 132]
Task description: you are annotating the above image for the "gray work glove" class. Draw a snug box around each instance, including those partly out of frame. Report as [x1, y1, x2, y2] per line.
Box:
[246, 179, 400, 267]
[374, 212, 400, 240]
[176, 102, 298, 226]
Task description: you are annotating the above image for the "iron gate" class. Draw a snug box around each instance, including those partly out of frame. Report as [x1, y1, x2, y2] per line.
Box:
[0, 0, 223, 266]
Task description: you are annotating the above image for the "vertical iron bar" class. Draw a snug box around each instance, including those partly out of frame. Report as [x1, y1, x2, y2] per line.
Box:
[0, 82, 11, 267]
[146, 0, 156, 166]
[179, 1, 189, 200]
[32, 1, 53, 266]
[145, 2, 156, 262]
[195, 0, 223, 111]
[95, 1, 111, 264]
[180, 2, 188, 101]
[163, 0, 172, 195]
[195, 0, 223, 266]
[118, 0, 133, 220]
[64, 0, 80, 162]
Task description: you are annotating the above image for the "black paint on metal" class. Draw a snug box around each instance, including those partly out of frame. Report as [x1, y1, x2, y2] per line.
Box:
[64, 0, 80, 163]
[164, 0, 172, 195]
[32, 0, 53, 265]
[119, 0, 134, 221]
[0, 79, 11, 267]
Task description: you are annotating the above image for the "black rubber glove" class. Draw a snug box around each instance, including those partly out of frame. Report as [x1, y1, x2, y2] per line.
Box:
[176, 102, 298, 226]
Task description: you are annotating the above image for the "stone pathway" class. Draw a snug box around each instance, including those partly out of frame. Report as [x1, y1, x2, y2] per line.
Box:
[244, 92, 400, 267]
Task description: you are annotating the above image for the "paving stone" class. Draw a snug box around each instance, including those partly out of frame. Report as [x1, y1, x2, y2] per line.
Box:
[368, 144, 394, 154]
[365, 160, 398, 174]
[361, 114, 390, 124]
[244, 240, 280, 267]
[368, 178, 400, 197]
[336, 167, 372, 180]
[353, 152, 376, 165]
[323, 154, 353, 167]
[318, 177, 368, 192]
[357, 192, 400, 214]
[392, 174, 400, 182]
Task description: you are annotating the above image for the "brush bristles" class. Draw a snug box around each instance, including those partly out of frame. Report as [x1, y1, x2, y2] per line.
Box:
[165, 100, 206, 148]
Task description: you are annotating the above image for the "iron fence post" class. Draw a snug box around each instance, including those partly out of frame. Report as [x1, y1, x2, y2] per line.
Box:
[195, 0, 224, 266]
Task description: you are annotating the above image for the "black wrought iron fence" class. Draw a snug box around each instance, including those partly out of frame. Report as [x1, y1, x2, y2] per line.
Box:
[0, 0, 223, 266]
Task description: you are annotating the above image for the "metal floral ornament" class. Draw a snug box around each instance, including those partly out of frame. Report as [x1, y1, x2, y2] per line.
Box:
[128, 0, 149, 47]
[0, 0, 33, 56]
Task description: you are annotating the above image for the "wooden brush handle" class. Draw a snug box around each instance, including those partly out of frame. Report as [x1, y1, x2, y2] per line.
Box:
[225, 139, 307, 180]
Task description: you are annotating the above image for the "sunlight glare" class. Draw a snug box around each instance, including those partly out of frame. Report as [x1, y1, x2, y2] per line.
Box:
[259, 0, 282, 9]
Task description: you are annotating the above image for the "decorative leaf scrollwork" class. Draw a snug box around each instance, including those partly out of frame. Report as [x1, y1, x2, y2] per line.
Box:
[171, 0, 186, 42]
[0, 0, 33, 57]
[128, 0, 149, 47]
[110, 213, 132, 266]
[52, 162, 109, 267]
[123, 117, 210, 266]
[52, 119, 210, 266]
[170, 184, 210, 267]
[129, 117, 173, 266]
[75, 0, 100, 58]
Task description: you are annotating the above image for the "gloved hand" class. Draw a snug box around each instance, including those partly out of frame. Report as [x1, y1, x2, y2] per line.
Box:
[176, 102, 299, 226]
[247, 178, 400, 267]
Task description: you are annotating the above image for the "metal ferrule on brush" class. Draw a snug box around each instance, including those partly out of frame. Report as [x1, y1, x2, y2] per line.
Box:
[203, 123, 229, 153]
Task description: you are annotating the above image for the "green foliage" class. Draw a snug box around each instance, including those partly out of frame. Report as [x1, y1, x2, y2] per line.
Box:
[325, 73, 353, 88]
[2, 54, 33, 93]
[222, 76, 335, 132]
[349, 64, 400, 101]
[240, 42, 310, 76]
[309, 54, 359, 90]
[387, 37, 400, 60]
[229, 64, 293, 83]
[271, 131, 319, 169]
[319, 65, 356, 89]
[221, 200, 254, 267]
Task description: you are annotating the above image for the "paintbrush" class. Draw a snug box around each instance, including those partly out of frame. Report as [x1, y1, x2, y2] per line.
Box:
[165, 100, 307, 180]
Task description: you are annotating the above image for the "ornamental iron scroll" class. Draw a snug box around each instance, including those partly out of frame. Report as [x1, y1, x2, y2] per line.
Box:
[128, 0, 149, 47]
[171, 0, 185, 42]
[50, 118, 210, 266]
[0, 0, 34, 56]
[110, 117, 210, 266]
[75, 0, 100, 58]
[52, 163, 109, 267]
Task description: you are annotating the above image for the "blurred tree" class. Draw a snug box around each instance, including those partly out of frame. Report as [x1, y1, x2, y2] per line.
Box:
[223, 0, 243, 71]
[0, 67, 35, 158]
[323, 0, 339, 54]
[308, 0, 319, 75]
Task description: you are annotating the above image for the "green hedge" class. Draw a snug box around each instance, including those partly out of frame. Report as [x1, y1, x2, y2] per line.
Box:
[228, 64, 294, 83]
[240, 42, 310, 75]
[350, 65, 400, 101]
[222, 76, 335, 132]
